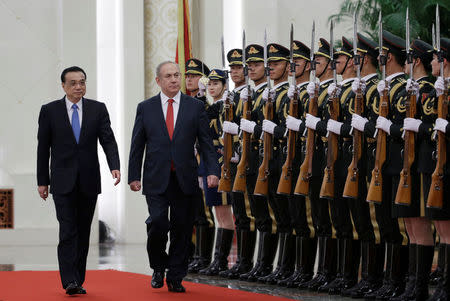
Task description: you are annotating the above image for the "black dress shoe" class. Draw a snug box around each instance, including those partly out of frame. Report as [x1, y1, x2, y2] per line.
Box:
[167, 280, 186, 293]
[76, 286, 87, 294]
[65, 282, 79, 295]
[151, 271, 164, 288]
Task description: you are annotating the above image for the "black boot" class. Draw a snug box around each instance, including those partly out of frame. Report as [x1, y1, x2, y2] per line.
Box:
[391, 244, 417, 301]
[345, 241, 384, 298]
[338, 240, 360, 294]
[375, 243, 408, 300]
[220, 230, 256, 279]
[364, 242, 393, 300]
[242, 232, 278, 282]
[199, 228, 234, 276]
[279, 236, 317, 287]
[430, 244, 445, 287]
[259, 232, 294, 285]
[427, 244, 449, 301]
[414, 245, 434, 301]
[188, 226, 215, 273]
[318, 238, 345, 293]
[306, 237, 336, 291]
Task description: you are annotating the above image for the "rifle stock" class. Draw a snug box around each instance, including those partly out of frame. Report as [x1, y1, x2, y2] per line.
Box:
[233, 93, 253, 193]
[277, 90, 298, 195]
[427, 91, 448, 208]
[320, 92, 339, 199]
[218, 99, 234, 192]
[294, 85, 318, 195]
[395, 93, 417, 205]
[254, 98, 273, 196]
[343, 88, 363, 198]
[367, 85, 389, 203]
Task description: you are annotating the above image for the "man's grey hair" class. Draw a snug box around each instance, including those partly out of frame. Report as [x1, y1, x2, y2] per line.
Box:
[156, 61, 180, 78]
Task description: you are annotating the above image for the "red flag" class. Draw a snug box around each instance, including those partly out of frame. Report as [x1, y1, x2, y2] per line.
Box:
[175, 0, 192, 93]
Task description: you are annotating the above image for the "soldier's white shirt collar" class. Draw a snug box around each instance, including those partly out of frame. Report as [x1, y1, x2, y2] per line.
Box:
[341, 77, 356, 86]
[320, 79, 333, 85]
[254, 82, 267, 91]
[297, 81, 309, 88]
[233, 84, 246, 92]
[385, 72, 404, 83]
[272, 81, 288, 90]
[362, 73, 377, 81]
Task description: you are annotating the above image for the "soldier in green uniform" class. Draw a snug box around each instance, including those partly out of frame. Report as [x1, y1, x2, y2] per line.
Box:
[278, 40, 317, 288]
[346, 32, 385, 298]
[184, 58, 216, 274]
[301, 38, 337, 291]
[238, 44, 278, 282]
[219, 48, 258, 279]
[364, 30, 410, 300]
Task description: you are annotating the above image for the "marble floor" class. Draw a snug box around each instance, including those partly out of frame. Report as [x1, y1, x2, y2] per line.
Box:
[0, 243, 438, 300]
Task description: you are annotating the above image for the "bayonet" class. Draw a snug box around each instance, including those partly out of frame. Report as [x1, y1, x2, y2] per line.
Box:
[432, 23, 436, 50]
[378, 11, 386, 81]
[330, 20, 336, 85]
[436, 5, 444, 77]
[264, 29, 272, 90]
[353, 11, 361, 80]
[242, 30, 248, 88]
[290, 23, 296, 86]
[221, 35, 229, 93]
[406, 7, 413, 81]
[310, 21, 316, 81]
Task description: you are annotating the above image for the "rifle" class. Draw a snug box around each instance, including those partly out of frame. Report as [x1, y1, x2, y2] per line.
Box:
[254, 29, 273, 196]
[233, 30, 251, 193]
[343, 12, 363, 199]
[367, 12, 387, 204]
[218, 36, 233, 192]
[320, 20, 338, 199]
[395, 8, 416, 206]
[277, 24, 298, 195]
[294, 21, 317, 196]
[427, 5, 448, 209]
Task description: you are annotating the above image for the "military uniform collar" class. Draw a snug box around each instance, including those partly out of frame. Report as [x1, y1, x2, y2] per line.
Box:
[273, 81, 288, 90]
[362, 73, 377, 81]
[320, 79, 333, 85]
[233, 84, 246, 92]
[341, 77, 355, 86]
[297, 81, 309, 88]
[386, 72, 404, 83]
[254, 82, 268, 91]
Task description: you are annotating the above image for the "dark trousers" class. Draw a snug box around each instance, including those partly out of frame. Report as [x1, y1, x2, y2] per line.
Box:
[145, 172, 195, 282]
[53, 186, 97, 289]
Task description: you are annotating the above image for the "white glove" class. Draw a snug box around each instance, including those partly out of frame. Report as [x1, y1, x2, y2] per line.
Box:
[403, 117, 422, 133]
[307, 82, 316, 98]
[327, 83, 341, 97]
[377, 80, 389, 95]
[197, 81, 206, 98]
[286, 115, 303, 131]
[198, 177, 203, 190]
[434, 118, 448, 133]
[435, 77, 445, 97]
[305, 113, 320, 130]
[327, 119, 343, 135]
[406, 79, 419, 98]
[240, 87, 249, 101]
[287, 84, 297, 99]
[240, 118, 256, 134]
[222, 121, 239, 135]
[376, 116, 392, 134]
[351, 114, 368, 132]
[230, 151, 239, 163]
[352, 78, 366, 94]
[262, 88, 276, 102]
[262, 119, 277, 134]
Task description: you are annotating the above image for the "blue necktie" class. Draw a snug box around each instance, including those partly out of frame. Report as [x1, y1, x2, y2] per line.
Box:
[71, 103, 80, 143]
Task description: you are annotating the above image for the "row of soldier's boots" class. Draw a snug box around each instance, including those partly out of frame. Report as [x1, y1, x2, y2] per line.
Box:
[188, 228, 450, 300]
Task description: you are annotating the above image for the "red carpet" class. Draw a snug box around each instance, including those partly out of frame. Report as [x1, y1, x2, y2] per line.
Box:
[0, 270, 292, 300]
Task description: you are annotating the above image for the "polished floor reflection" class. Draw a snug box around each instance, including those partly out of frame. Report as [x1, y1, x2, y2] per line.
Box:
[0, 243, 436, 300]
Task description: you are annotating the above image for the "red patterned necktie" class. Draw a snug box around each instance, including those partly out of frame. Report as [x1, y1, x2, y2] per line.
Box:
[166, 98, 175, 170]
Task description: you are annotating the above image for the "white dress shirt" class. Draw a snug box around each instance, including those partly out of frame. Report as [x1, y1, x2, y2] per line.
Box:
[160, 90, 181, 124]
[65, 96, 83, 126]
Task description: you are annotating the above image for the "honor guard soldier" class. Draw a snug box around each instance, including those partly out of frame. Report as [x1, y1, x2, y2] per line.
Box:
[301, 37, 337, 291]
[219, 48, 258, 279]
[346, 32, 385, 298]
[365, 30, 410, 300]
[199, 69, 236, 276]
[185, 58, 216, 274]
[279, 40, 318, 288]
[238, 44, 279, 282]
[254, 43, 295, 285]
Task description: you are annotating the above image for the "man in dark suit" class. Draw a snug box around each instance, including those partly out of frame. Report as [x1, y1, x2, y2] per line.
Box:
[128, 61, 219, 293]
[37, 66, 120, 295]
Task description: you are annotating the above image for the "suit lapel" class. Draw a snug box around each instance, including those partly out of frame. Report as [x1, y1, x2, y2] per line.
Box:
[59, 98, 77, 144]
[172, 94, 185, 140]
[154, 94, 170, 140]
[79, 98, 88, 143]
